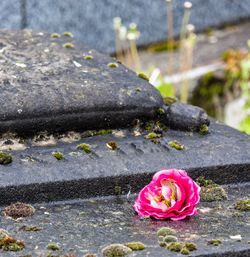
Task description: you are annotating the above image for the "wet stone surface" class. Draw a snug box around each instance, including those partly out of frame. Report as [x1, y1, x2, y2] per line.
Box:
[0, 29, 163, 135]
[0, 183, 249, 256]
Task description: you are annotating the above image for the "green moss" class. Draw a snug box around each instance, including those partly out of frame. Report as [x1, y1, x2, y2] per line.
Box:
[208, 239, 222, 246]
[163, 96, 177, 105]
[102, 244, 132, 257]
[185, 242, 197, 251]
[84, 55, 93, 60]
[19, 225, 42, 232]
[168, 140, 185, 150]
[50, 33, 60, 38]
[125, 242, 145, 251]
[106, 141, 118, 150]
[156, 108, 165, 115]
[84, 254, 97, 257]
[199, 124, 209, 135]
[158, 241, 166, 247]
[248, 240, 250, 244]
[200, 186, 228, 202]
[164, 235, 178, 243]
[180, 247, 190, 255]
[144, 120, 168, 134]
[77, 143, 91, 153]
[63, 43, 74, 49]
[167, 242, 183, 252]
[96, 129, 112, 135]
[52, 151, 64, 160]
[157, 227, 177, 237]
[137, 72, 149, 81]
[234, 199, 250, 211]
[196, 176, 217, 187]
[63, 31, 73, 37]
[47, 242, 60, 251]
[0, 151, 12, 165]
[108, 62, 119, 68]
[144, 132, 161, 140]
[146, 40, 179, 53]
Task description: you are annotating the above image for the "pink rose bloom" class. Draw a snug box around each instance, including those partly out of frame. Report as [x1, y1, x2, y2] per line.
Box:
[134, 169, 200, 221]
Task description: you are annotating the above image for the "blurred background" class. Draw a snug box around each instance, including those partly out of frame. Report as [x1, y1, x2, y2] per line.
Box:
[1, 0, 250, 134]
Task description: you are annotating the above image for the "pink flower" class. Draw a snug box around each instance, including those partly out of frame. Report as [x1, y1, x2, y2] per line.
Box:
[134, 169, 200, 221]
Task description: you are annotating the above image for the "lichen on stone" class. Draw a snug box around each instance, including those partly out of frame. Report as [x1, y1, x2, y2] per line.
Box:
[234, 198, 250, 211]
[3, 202, 35, 219]
[52, 151, 64, 160]
[163, 96, 177, 105]
[84, 55, 93, 60]
[168, 140, 185, 150]
[157, 227, 177, 237]
[167, 242, 183, 252]
[63, 31, 73, 37]
[47, 242, 60, 251]
[208, 239, 222, 246]
[106, 141, 118, 150]
[63, 43, 75, 49]
[107, 62, 119, 68]
[77, 143, 91, 153]
[50, 33, 60, 38]
[0, 151, 12, 165]
[102, 244, 132, 257]
[125, 242, 145, 251]
[144, 132, 161, 140]
[137, 72, 149, 81]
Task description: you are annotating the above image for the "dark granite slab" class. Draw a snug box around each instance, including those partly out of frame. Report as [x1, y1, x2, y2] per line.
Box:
[0, 29, 163, 135]
[0, 121, 249, 205]
[0, 182, 249, 256]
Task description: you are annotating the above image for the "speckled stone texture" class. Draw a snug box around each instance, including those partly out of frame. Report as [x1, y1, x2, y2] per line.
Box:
[0, 183, 249, 256]
[0, 29, 163, 135]
[1, 0, 250, 52]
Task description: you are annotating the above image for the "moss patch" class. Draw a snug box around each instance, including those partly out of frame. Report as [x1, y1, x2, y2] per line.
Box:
[234, 199, 250, 211]
[157, 227, 177, 237]
[77, 143, 91, 153]
[84, 55, 93, 60]
[102, 244, 132, 257]
[63, 43, 74, 49]
[52, 151, 64, 160]
[125, 242, 145, 251]
[208, 239, 222, 246]
[63, 31, 73, 37]
[0, 151, 12, 165]
[108, 62, 119, 68]
[19, 225, 42, 232]
[47, 242, 60, 251]
[199, 124, 209, 135]
[137, 72, 149, 81]
[50, 33, 60, 38]
[168, 140, 185, 150]
[3, 202, 35, 219]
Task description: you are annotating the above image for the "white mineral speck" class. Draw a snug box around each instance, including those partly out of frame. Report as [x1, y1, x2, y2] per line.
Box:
[17, 109, 22, 114]
[15, 63, 27, 68]
[73, 61, 82, 67]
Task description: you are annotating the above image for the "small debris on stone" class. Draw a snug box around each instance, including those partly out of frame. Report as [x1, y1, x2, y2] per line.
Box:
[106, 141, 118, 150]
[230, 235, 242, 241]
[19, 225, 42, 232]
[3, 202, 35, 219]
